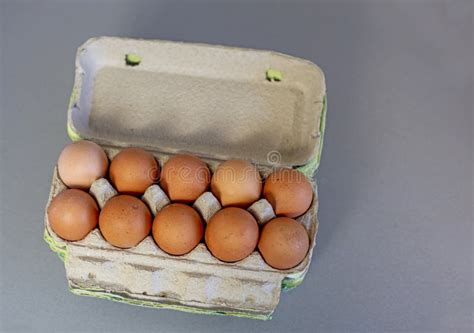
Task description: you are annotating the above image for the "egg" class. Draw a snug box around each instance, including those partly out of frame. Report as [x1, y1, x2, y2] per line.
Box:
[57, 140, 108, 189]
[205, 207, 259, 262]
[258, 217, 309, 270]
[263, 169, 313, 218]
[211, 160, 262, 208]
[161, 154, 210, 203]
[47, 189, 99, 241]
[99, 195, 152, 248]
[152, 203, 203, 255]
[109, 148, 159, 195]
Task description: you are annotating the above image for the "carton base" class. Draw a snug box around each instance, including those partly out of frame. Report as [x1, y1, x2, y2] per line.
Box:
[44, 226, 309, 320]
[68, 282, 273, 320]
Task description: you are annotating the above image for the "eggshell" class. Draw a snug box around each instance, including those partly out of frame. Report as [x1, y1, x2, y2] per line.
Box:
[99, 195, 152, 248]
[258, 217, 309, 270]
[161, 154, 210, 203]
[263, 169, 313, 218]
[205, 207, 259, 262]
[57, 140, 108, 190]
[47, 189, 99, 241]
[109, 148, 159, 195]
[211, 160, 262, 208]
[152, 204, 203, 256]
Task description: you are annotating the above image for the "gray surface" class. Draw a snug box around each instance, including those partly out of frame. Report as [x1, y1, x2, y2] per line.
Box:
[0, 0, 472, 332]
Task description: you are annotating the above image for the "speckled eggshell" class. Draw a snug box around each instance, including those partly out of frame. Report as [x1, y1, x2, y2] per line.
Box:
[160, 154, 211, 203]
[99, 195, 152, 248]
[152, 203, 204, 256]
[47, 189, 99, 241]
[263, 168, 313, 218]
[258, 217, 309, 270]
[205, 207, 259, 262]
[211, 160, 262, 208]
[109, 148, 160, 196]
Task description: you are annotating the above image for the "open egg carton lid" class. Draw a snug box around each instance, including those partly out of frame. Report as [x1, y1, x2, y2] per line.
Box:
[47, 37, 327, 320]
[67, 36, 326, 171]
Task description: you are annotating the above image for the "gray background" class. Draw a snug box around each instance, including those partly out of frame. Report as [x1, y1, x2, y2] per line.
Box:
[0, 0, 472, 332]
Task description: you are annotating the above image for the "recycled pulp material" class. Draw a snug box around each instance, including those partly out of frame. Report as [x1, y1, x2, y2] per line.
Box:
[45, 37, 326, 320]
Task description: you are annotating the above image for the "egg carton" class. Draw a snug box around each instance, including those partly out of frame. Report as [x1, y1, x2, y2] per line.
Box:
[44, 37, 326, 320]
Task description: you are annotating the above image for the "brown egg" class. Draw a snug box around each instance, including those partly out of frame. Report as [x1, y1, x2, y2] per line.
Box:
[47, 189, 99, 241]
[152, 204, 203, 255]
[109, 148, 159, 195]
[263, 169, 313, 218]
[205, 207, 259, 262]
[258, 217, 309, 270]
[99, 195, 152, 248]
[57, 140, 108, 189]
[211, 160, 262, 208]
[161, 155, 210, 203]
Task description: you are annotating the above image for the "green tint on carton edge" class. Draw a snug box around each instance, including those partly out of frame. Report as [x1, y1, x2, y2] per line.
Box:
[46, 89, 327, 320]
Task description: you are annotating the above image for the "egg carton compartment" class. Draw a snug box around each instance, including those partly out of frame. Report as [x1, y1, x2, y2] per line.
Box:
[192, 192, 221, 223]
[248, 199, 276, 225]
[89, 178, 118, 208]
[44, 148, 319, 319]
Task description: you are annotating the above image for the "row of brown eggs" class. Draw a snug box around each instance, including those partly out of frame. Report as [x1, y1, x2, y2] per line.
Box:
[48, 140, 313, 270]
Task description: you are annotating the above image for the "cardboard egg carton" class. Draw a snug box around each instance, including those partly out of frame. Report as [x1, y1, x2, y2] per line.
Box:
[44, 37, 326, 320]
